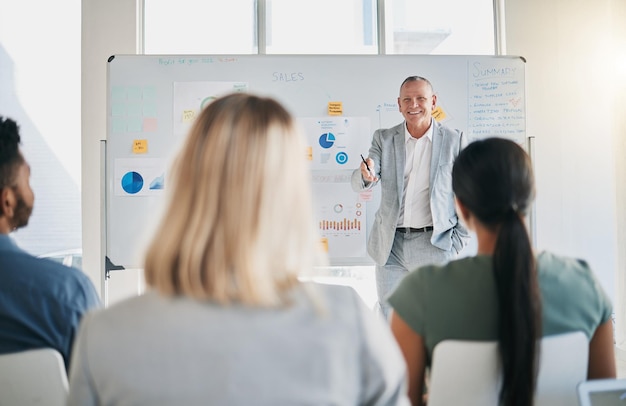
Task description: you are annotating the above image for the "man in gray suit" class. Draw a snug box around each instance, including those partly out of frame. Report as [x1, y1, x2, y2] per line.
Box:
[352, 76, 470, 318]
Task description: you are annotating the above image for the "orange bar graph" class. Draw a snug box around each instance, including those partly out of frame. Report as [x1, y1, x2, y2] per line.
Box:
[319, 218, 361, 231]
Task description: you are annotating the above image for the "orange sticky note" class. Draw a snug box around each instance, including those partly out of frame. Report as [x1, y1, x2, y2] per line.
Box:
[432, 106, 447, 122]
[328, 102, 343, 116]
[133, 139, 148, 154]
[306, 146, 313, 161]
[182, 110, 196, 122]
[320, 237, 329, 253]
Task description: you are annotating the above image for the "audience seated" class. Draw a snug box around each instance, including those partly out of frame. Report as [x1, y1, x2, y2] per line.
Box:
[389, 137, 616, 406]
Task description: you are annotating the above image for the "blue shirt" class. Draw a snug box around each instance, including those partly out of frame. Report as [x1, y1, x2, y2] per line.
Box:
[0, 234, 101, 371]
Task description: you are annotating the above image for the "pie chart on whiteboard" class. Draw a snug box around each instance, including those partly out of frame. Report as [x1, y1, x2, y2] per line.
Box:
[319, 132, 335, 149]
[121, 171, 144, 194]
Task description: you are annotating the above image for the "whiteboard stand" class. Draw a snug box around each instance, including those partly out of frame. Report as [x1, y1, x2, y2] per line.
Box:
[101, 140, 126, 306]
[100, 140, 107, 304]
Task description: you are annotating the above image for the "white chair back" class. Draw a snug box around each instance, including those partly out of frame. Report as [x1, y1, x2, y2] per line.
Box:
[428, 331, 588, 406]
[0, 348, 68, 406]
[577, 378, 626, 406]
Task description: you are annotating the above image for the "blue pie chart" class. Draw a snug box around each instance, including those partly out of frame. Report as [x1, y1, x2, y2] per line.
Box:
[121, 171, 144, 194]
[319, 132, 335, 149]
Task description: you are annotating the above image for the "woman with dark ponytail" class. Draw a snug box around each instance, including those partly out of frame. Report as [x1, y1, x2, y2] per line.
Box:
[388, 138, 615, 406]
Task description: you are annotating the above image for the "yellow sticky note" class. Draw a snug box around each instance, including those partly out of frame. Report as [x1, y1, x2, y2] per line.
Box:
[320, 237, 329, 253]
[182, 110, 196, 122]
[306, 146, 313, 161]
[328, 102, 343, 116]
[133, 139, 148, 154]
[432, 106, 447, 122]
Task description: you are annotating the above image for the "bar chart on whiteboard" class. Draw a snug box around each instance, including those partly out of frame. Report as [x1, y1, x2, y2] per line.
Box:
[312, 176, 367, 259]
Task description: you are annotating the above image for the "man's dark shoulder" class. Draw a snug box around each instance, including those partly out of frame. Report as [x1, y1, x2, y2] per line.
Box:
[0, 250, 98, 304]
[1, 249, 83, 277]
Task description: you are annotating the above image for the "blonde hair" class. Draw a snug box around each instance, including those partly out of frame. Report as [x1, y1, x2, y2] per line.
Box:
[144, 93, 324, 306]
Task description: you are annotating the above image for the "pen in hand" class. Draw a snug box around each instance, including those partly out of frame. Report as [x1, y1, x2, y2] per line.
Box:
[360, 154, 371, 172]
[360, 154, 377, 181]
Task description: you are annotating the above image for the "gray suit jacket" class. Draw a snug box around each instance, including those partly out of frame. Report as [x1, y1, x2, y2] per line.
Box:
[352, 120, 470, 266]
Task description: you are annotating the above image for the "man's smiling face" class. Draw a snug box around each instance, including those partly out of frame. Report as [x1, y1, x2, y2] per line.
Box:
[398, 79, 437, 131]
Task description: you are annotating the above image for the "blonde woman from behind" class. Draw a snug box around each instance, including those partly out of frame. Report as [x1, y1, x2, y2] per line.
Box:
[68, 93, 409, 406]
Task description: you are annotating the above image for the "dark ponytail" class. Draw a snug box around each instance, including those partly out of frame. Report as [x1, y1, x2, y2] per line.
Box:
[493, 208, 541, 406]
[452, 138, 541, 406]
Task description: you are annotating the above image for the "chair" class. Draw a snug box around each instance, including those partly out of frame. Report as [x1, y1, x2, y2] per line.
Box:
[577, 378, 626, 406]
[0, 348, 68, 406]
[427, 331, 588, 406]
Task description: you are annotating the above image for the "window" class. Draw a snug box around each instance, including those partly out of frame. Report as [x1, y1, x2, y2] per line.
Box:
[0, 0, 82, 257]
[144, 0, 257, 54]
[384, 0, 495, 55]
[266, 0, 378, 54]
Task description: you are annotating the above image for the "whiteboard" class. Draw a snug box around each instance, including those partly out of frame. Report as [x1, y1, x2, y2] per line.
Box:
[106, 54, 526, 269]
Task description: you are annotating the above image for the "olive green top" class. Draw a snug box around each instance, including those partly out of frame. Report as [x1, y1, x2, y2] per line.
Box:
[388, 251, 612, 365]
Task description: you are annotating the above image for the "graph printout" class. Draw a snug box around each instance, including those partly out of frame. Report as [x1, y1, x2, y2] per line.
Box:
[300, 117, 371, 171]
[301, 116, 372, 259]
[114, 158, 166, 196]
[173, 81, 248, 138]
[312, 173, 367, 259]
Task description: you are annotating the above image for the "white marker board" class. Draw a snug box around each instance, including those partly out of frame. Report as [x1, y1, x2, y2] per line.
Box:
[106, 54, 526, 269]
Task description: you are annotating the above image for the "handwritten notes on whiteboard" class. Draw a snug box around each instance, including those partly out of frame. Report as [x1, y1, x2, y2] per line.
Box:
[328, 102, 343, 116]
[132, 139, 148, 154]
[468, 59, 526, 144]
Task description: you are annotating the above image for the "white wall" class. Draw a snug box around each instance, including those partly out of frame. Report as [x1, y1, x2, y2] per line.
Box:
[505, 0, 626, 352]
[609, 0, 626, 355]
[82, 0, 143, 303]
[0, 0, 82, 256]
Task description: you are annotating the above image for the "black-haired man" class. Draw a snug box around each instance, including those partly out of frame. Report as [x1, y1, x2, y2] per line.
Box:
[0, 117, 100, 371]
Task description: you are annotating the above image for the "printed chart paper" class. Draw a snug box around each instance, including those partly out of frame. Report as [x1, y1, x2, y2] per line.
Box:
[114, 158, 166, 196]
[300, 117, 371, 171]
[173, 81, 248, 138]
[312, 174, 367, 259]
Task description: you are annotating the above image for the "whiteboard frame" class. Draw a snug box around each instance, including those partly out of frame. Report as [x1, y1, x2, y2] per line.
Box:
[105, 54, 526, 271]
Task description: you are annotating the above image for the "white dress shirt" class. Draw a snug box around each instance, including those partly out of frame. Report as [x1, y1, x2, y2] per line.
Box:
[397, 121, 433, 228]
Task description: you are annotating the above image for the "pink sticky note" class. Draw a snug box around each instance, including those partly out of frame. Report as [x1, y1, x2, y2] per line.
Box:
[143, 117, 158, 132]
[359, 190, 373, 201]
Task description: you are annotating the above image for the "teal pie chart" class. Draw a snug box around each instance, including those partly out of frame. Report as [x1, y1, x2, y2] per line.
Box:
[121, 171, 144, 194]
